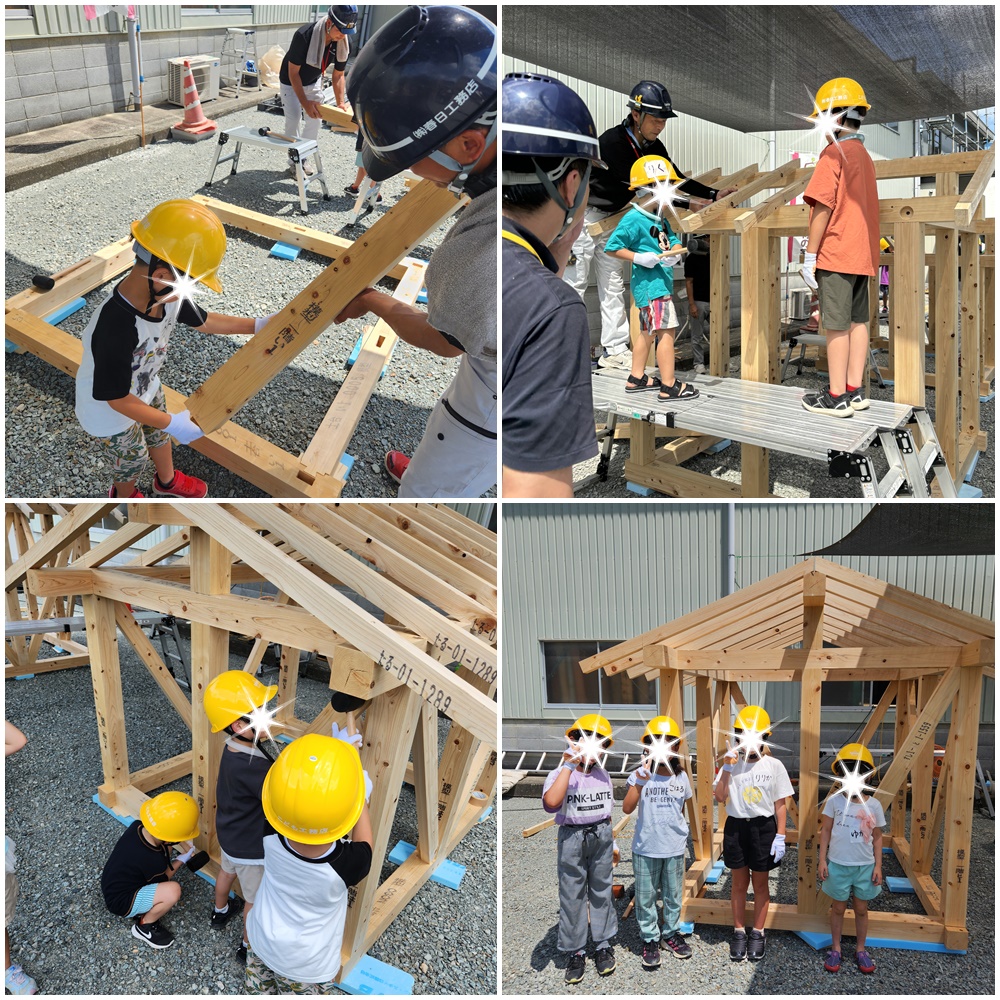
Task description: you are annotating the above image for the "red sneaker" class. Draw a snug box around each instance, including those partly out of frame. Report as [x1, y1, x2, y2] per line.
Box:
[153, 470, 208, 498]
[108, 486, 145, 498]
[384, 451, 410, 485]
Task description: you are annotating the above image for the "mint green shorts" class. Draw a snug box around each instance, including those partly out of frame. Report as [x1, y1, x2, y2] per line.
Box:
[821, 859, 882, 902]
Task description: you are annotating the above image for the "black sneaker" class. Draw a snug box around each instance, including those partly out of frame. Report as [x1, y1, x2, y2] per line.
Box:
[747, 928, 766, 961]
[236, 942, 248, 966]
[641, 941, 661, 969]
[594, 947, 616, 976]
[564, 952, 585, 985]
[801, 389, 853, 417]
[211, 895, 245, 928]
[662, 934, 692, 959]
[132, 916, 175, 949]
[730, 928, 748, 961]
[847, 387, 870, 411]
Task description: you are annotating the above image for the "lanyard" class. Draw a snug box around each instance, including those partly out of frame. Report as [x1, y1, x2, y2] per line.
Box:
[501, 229, 543, 265]
[624, 125, 644, 159]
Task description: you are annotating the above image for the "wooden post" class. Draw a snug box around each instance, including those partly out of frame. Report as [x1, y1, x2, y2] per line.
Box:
[934, 226, 959, 473]
[277, 644, 302, 723]
[411, 699, 440, 863]
[959, 230, 982, 459]
[709, 234, 730, 377]
[911, 674, 939, 872]
[695, 676, 714, 860]
[189, 527, 232, 860]
[740, 227, 774, 496]
[890, 678, 910, 843]
[798, 572, 824, 913]
[893, 221, 926, 407]
[981, 229, 995, 381]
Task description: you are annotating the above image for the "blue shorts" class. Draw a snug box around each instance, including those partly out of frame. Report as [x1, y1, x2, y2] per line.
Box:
[821, 860, 882, 902]
[126, 883, 160, 918]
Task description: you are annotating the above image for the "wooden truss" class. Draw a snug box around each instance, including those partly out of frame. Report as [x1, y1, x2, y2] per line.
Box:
[580, 558, 994, 951]
[15, 501, 498, 980]
[4, 180, 465, 498]
[597, 150, 996, 497]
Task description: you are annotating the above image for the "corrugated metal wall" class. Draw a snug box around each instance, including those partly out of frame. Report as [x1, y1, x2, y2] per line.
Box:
[502, 503, 994, 725]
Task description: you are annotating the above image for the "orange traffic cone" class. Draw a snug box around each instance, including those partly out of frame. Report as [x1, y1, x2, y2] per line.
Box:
[170, 60, 217, 142]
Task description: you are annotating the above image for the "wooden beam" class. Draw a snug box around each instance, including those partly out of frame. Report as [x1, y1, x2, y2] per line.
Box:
[934, 224, 960, 474]
[959, 226, 983, 459]
[130, 751, 194, 793]
[874, 150, 988, 179]
[911, 674, 939, 873]
[317, 103, 359, 132]
[411, 699, 440, 862]
[682, 160, 805, 231]
[187, 181, 462, 433]
[673, 647, 961, 673]
[392, 503, 497, 566]
[708, 233, 731, 377]
[857, 681, 898, 746]
[734, 176, 812, 233]
[954, 147, 995, 227]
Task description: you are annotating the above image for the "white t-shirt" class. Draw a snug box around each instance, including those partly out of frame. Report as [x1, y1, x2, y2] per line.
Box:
[724, 755, 794, 819]
[246, 833, 372, 983]
[823, 793, 886, 866]
[632, 770, 692, 859]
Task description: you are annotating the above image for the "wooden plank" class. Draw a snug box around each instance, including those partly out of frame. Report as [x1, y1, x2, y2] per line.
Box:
[411, 698, 440, 862]
[709, 233, 731, 377]
[187, 181, 462, 433]
[734, 176, 812, 233]
[895, 218, 924, 409]
[277, 644, 301, 724]
[622, 457, 746, 498]
[981, 230, 995, 375]
[73, 520, 158, 569]
[4, 654, 91, 678]
[858, 681, 898, 746]
[183, 506, 496, 747]
[933, 224, 960, 474]
[694, 676, 714, 860]
[911, 674, 939, 873]
[682, 160, 805, 232]
[954, 147, 995, 227]
[959, 228, 982, 456]
[798, 572, 824, 914]
[740, 225, 774, 496]
[874, 150, 988, 180]
[130, 751, 194, 793]
[893, 836, 943, 917]
[127, 528, 191, 567]
[673, 647, 961, 674]
[409, 503, 497, 561]
[317, 103, 359, 132]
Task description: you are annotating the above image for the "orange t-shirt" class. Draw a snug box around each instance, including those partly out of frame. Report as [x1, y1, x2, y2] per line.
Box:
[803, 137, 880, 276]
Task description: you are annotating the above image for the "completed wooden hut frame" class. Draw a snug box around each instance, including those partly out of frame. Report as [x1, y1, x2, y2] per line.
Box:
[579, 558, 993, 952]
[6, 501, 498, 981]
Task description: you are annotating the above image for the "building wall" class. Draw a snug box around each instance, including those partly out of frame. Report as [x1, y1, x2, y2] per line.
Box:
[501, 503, 995, 743]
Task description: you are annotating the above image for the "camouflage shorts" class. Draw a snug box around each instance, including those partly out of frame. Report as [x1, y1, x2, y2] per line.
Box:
[245, 946, 339, 995]
[93, 386, 172, 482]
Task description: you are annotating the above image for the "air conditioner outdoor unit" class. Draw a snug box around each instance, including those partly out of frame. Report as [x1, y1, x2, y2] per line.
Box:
[789, 288, 813, 320]
[168, 56, 221, 106]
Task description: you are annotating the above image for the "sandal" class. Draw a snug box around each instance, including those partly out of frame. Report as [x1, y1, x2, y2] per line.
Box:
[625, 373, 662, 393]
[658, 380, 699, 401]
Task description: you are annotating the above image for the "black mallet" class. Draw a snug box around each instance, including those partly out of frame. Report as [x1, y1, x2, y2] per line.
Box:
[31, 274, 55, 291]
[331, 691, 367, 737]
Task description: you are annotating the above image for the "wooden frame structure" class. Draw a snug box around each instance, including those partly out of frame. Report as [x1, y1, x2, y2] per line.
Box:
[4, 178, 465, 498]
[592, 149, 995, 497]
[579, 558, 994, 951]
[14, 501, 498, 980]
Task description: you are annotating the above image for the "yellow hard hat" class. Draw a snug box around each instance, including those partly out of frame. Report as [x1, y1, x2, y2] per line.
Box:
[629, 155, 682, 191]
[204, 671, 278, 733]
[809, 77, 871, 119]
[832, 742, 875, 775]
[130, 199, 227, 293]
[734, 705, 771, 735]
[566, 713, 613, 746]
[642, 715, 681, 743]
[261, 734, 365, 844]
[880, 237, 894, 252]
[140, 790, 200, 843]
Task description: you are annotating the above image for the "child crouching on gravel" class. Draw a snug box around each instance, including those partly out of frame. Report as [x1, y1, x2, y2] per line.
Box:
[245, 733, 372, 995]
[542, 713, 618, 985]
[819, 743, 885, 975]
[100, 791, 208, 950]
[622, 716, 693, 968]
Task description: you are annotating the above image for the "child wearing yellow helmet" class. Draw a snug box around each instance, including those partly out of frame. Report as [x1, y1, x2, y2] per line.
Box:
[74, 198, 280, 500]
[100, 790, 206, 950]
[542, 713, 618, 984]
[622, 716, 693, 967]
[818, 743, 884, 975]
[800, 77, 880, 417]
[604, 158, 699, 403]
[878, 236, 893, 314]
[714, 705, 793, 962]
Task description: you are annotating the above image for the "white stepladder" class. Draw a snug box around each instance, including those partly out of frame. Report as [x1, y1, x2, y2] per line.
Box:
[220, 27, 261, 99]
[348, 176, 383, 224]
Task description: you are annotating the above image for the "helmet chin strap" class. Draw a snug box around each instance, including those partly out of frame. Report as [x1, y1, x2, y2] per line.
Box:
[429, 117, 498, 196]
[133, 241, 175, 316]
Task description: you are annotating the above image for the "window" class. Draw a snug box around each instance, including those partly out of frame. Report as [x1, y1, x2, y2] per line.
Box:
[821, 679, 891, 708]
[4, 6, 32, 18]
[182, 5, 251, 15]
[543, 640, 656, 708]
[881, 122, 900, 134]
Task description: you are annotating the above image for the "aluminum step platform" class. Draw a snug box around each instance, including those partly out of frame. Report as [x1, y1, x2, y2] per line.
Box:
[591, 369, 957, 498]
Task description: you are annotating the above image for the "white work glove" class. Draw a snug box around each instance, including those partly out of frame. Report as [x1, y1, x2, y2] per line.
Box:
[174, 846, 196, 864]
[165, 410, 204, 445]
[331, 721, 363, 749]
[254, 312, 280, 335]
[801, 251, 819, 290]
[661, 252, 683, 267]
[632, 251, 663, 269]
[722, 739, 738, 773]
[769, 833, 786, 862]
[627, 765, 651, 787]
[363, 769, 372, 803]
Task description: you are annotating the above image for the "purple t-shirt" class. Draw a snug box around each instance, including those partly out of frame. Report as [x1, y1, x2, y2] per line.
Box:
[542, 765, 614, 826]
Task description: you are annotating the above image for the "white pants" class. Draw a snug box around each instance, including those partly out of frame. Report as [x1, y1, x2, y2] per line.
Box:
[564, 206, 630, 356]
[399, 356, 497, 498]
[280, 79, 323, 146]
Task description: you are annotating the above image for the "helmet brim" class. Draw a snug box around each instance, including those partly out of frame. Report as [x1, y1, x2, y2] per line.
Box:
[361, 143, 398, 183]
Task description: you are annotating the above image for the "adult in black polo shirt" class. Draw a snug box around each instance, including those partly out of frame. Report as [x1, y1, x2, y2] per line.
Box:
[502, 73, 608, 497]
[565, 80, 736, 371]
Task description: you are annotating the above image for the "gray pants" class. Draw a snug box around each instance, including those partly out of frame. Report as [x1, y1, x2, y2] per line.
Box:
[556, 820, 618, 954]
[685, 300, 709, 367]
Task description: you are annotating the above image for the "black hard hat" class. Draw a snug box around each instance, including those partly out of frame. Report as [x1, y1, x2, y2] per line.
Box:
[348, 5, 497, 184]
[328, 5, 358, 34]
[627, 80, 677, 119]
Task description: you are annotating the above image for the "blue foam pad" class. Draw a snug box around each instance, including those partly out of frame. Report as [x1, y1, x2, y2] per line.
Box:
[794, 930, 833, 949]
[340, 453, 355, 478]
[964, 451, 981, 482]
[416, 288, 428, 304]
[6, 339, 22, 352]
[477, 805, 493, 824]
[863, 936, 966, 955]
[679, 921, 695, 935]
[338, 954, 413, 995]
[44, 297, 86, 325]
[269, 241, 301, 260]
[14, 674, 35, 681]
[345, 334, 390, 379]
[704, 860, 726, 885]
[886, 876, 915, 894]
[958, 484, 983, 498]
[707, 438, 732, 454]
[626, 482, 658, 497]
[387, 840, 465, 890]
[979, 390, 995, 403]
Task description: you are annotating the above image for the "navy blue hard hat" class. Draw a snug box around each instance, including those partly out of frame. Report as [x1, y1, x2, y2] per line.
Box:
[328, 5, 358, 34]
[627, 80, 677, 119]
[348, 5, 497, 183]
[501, 73, 605, 165]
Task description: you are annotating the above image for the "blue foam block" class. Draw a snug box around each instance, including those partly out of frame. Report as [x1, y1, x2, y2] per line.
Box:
[862, 937, 966, 955]
[704, 860, 726, 885]
[707, 438, 732, 454]
[980, 390, 995, 403]
[964, 451, 981, 482]
[886, 876, 915, 894]
[269, 241, 301, 260]
[477, 805, 494, 824]
[794, 930, 833, 949]
[340, 453, 355, 479]
[958, 484, 983, 498]
[6, 339, 22, 353]
[14, 674, 35, 681]
[44, 297, 86, 325]
[388, 840, 465, 890]
[338, 954, 414, 995]
[345, 333, 391, 379]
[625, 482, 658, 497]
[416, 288, 428, 304]
[679, 921, 695, 935]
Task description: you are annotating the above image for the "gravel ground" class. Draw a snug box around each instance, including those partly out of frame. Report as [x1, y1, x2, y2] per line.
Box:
[575, 319, 994, 498]
[4, 104, 496, 499]
[4, 634, 496, 995]
[501, 791, 994, 996]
